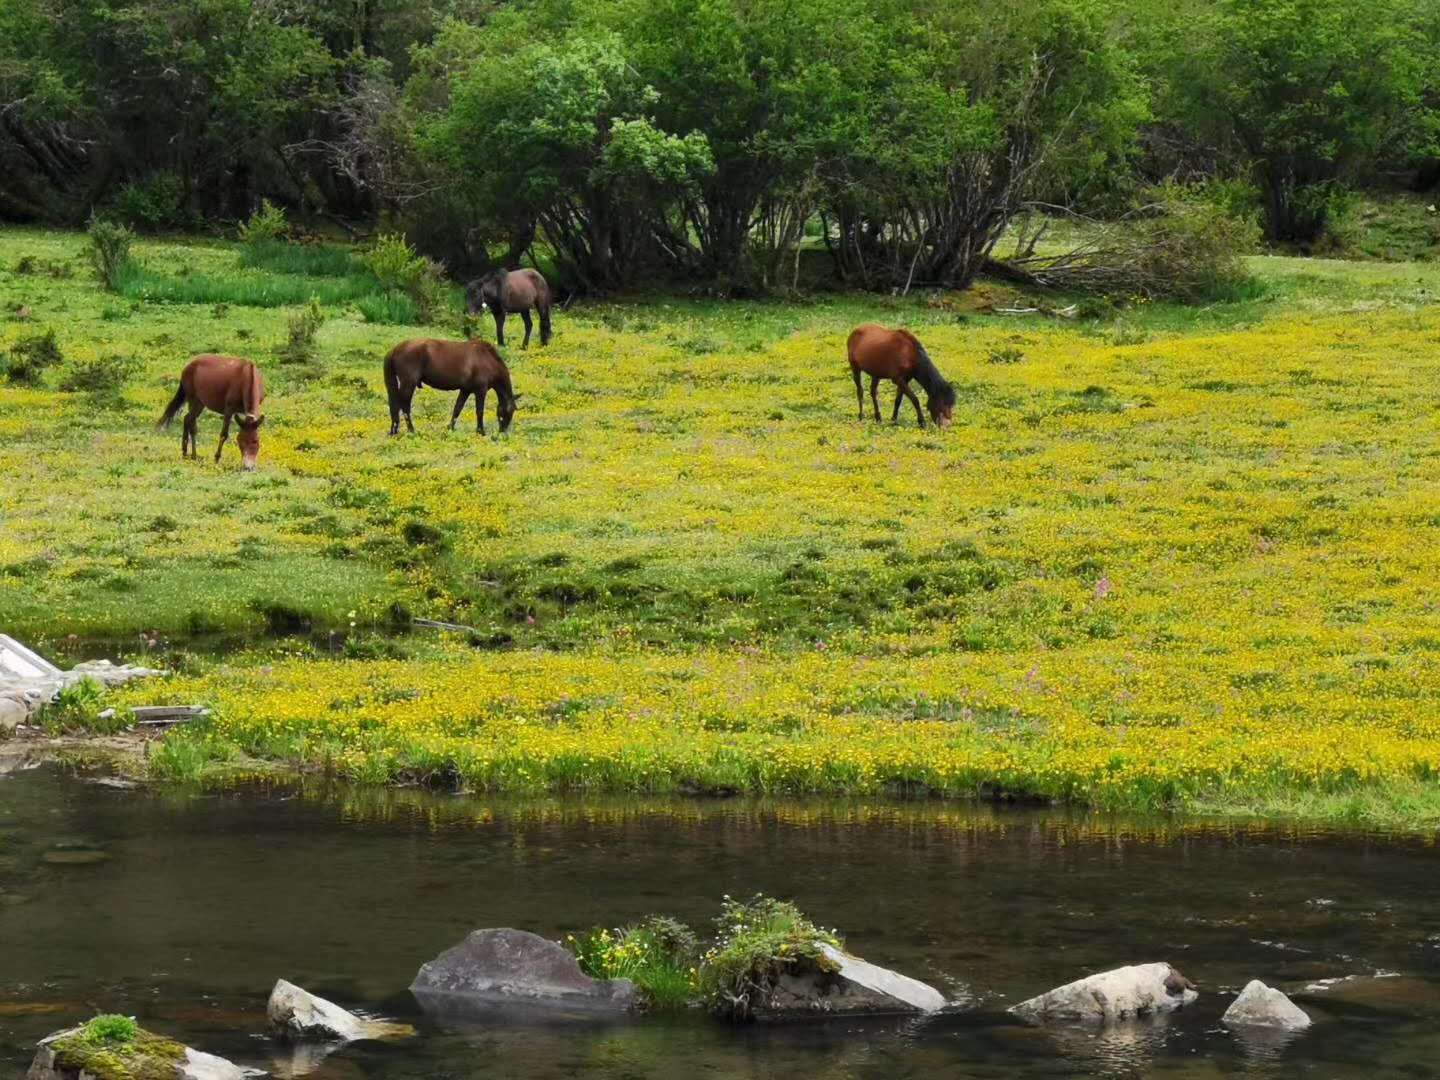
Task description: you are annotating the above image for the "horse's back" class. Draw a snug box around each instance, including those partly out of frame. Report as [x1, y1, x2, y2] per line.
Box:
[847, 324, 915, 377]
[185, 354, 260, 412]
[388, 337, 503, 389]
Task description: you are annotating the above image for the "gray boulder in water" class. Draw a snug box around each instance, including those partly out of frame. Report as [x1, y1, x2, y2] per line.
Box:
[1010, 962, 1198, 1024]
[410, 928, 636, 1011]
[27, 1025, 260, 1080]
[1222, 979, 1311, 1030]
[756, 943, 947, 1018]
[267, 978, 414, 1042]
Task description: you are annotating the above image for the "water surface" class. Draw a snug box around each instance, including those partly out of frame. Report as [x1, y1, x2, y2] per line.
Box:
[3, 768, 1440, 1078]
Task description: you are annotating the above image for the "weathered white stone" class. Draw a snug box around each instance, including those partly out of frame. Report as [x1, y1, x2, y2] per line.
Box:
[180, 1046, 264, 1079]
[1222, 979, 1311, 1030]
[26, 1026, 261, 1080]
[411, 928, 636, 1012]
[1011, 962, 1198, 1025]
[0, 641, 165, 738]
[268, 978, 413, 1042]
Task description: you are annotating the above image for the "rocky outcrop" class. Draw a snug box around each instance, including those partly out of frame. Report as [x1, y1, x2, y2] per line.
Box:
[27, 1025, 260, 1080]
[0, 636, 164, 736]
[410, 928, 636, 1012]
[756, 943, 947, 1019]
[268, 979, 413, 1042]
[1222, 980, 1311, 1030]
[1011, 963, 1198, 1025]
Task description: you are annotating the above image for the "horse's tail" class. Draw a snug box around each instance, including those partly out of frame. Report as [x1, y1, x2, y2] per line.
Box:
[382, 345, 403, 398]
[157, 380, 187, 429]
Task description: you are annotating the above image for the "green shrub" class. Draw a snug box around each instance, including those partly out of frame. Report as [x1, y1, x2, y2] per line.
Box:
[277, 297, 325, 365]
[356, 293, 421, 325]
[238, 199, 290, 245]
[1, 328, 64, 385]
[86, 217, 134, 291]
[42, 677, 105, 733]
[569, 916, 701, 1010]
[700, 895, 839, 1021]
[60, 353, 142, 403]
[77, 1014, 138, 1046]
[110, 172, 187, 230]
[363, 233, 450, 322]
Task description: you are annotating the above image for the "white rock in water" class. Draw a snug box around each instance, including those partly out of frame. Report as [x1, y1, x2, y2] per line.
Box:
[179, 1046, 265, 1079]
[817, 944, 947, 1012]
[1011, 962, 1198, 1024]
[1222, 979, 1311, 1030]
[268, 978, 413, 1042]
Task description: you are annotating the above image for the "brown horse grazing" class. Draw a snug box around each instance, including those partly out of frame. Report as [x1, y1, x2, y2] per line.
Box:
[846, 324, 956, 429]
[158, 355, 266, 469]
[465, 268, 553, 348]
[383, 338, 519, 436]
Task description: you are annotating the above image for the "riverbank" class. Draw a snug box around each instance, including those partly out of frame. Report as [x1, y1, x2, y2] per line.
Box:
[5, 228, 1440, 828]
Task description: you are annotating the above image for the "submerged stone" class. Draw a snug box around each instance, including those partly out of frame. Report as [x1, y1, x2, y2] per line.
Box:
[410, 928, 636, 1012]
[755, 943, 947, 1019]
[267, 979, 413, 1042]
[28, 1024, 259, 1080]
[1010, 962, 1198, 1025]
[1222, 979, 1311, 1030]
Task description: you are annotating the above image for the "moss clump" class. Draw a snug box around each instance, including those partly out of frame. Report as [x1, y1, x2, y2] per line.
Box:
[50, 1018, 186, 1080]
[700, 895, 840, 1021]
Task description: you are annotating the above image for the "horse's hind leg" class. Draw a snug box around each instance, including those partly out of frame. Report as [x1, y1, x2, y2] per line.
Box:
[183, 400, 204, 459]
[449, 390, 471, 431]
[213, 412, 232, 463]
[403, 388, 416, 434]
[851, 367, 864, 420]
[869, 375, 881, 422]
[387, 387, 401, 436]
[891, 383, 904, 423]
[520, 310, 533, 349]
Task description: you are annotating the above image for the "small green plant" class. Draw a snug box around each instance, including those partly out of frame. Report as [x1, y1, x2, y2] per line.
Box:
[239, 199, 290, 245]
[42, 677, 105, 733]
[60, 353, 141, 404]
[277, 297, 325, 364]
[357, 293, 421, 325]
[86, 217, 134, 290]
[700, 895, 839, 1021]
[362, 233, 449, 323]
[77, 1014, 138, 1046]
[1, 328, 64, 385]
[148, 731, 236, 783]
[986, 345, 1024, 364]
[569, 916, 701, 1010]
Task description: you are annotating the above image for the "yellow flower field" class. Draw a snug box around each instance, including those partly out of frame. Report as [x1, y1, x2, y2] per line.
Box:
[5, 229, 1440, 820]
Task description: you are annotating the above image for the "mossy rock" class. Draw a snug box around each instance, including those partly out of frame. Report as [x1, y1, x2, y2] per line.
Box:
[29, 1021, 248, 1080]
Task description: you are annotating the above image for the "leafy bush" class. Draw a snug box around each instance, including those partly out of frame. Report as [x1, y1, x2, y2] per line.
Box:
[1, 328, 64, 385]
[357, 293, 421, 325]
[111, 172, 187, 230]
[77, 1015, 138, 1046]
[238, 199, 290, 245]
[277, 297, 325, 364]
[42, 676, 105, 732]
[569, 916, 700, 1009]
[362, 233, 449, 322]
[86, 218, 134, 291]
[700, 895, 839, 1021]
[60, 353, 142, 403]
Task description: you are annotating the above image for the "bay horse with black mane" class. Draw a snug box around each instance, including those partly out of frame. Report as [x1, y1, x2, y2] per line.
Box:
[158, 354, 266, 469]
[383, 338, 519, 435]
[846, 324, 955, 428]
[465, 268, 553, 348]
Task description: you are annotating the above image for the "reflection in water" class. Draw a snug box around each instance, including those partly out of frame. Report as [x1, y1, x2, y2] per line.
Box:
[3, 767, 1440, 1078]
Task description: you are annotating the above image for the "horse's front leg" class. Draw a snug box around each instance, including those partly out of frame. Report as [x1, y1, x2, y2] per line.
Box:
[891, 383, 904, 423]
[520, 310, 533, 349]
[213, 413, 232, 463]
[449, 390, 471, 431]
[493, 310, 506, 347]
[902, 381, 925, 428]
[475, 384, 488, 435]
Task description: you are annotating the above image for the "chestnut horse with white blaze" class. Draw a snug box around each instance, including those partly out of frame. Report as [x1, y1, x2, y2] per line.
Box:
[158, 354, 266, 469]
[846, 324, 956, 428]
[383, 338, 519, 435]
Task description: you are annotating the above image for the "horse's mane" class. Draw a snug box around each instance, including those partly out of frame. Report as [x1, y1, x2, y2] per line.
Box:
[245, 361, 263, 415]
[900, 331, 955, 409]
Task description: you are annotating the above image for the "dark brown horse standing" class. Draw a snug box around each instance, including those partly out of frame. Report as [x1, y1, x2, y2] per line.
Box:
[383, 338, 519, 435]
[158, 354, 266, 469]
[465, 268, 553, 348]
[846, 324, 955, 429]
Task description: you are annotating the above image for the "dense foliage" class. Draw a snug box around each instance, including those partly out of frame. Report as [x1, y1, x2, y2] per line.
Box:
[6, 0, 1437, 287]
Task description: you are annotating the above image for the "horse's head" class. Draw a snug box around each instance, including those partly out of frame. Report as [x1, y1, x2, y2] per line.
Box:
[237, 413, 264, 469]
[498, 393, 521, 432]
